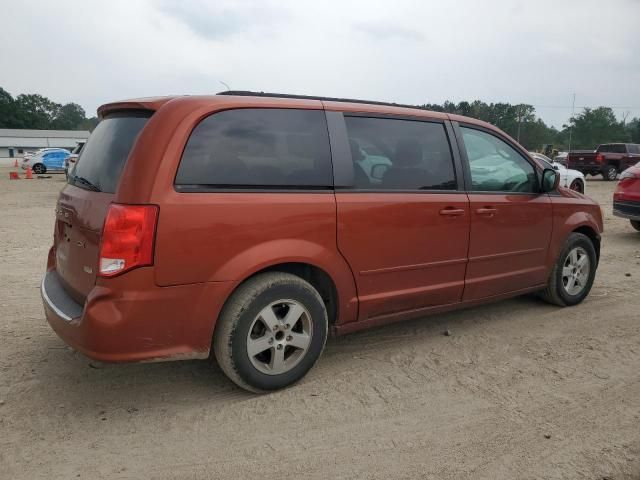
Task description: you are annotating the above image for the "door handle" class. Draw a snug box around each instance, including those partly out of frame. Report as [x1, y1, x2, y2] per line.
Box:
[439, 208, 465, 216]
[476, 207, 497, 215]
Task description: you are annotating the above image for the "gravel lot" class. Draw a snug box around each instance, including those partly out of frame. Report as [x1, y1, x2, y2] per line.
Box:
[0, 163, 638, 480]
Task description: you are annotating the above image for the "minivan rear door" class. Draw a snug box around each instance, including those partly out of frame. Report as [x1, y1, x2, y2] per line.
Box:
[54, 112, 151, 303]
[330, 112, 470, 322]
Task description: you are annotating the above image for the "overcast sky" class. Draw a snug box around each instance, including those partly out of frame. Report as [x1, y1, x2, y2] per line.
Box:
[1, 0, 639, 128]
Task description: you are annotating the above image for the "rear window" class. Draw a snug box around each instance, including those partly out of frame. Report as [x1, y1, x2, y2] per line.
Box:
[175, 108, 332, 189]
[598, 144, 627, 154]
[68, 112, 151, 193]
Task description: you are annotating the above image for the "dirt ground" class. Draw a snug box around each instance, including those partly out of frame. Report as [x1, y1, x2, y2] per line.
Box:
[0, 162, 638, 480]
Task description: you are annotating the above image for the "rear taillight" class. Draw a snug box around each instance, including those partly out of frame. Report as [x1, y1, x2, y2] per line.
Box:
[98, 204, 158, 277]
[595, 153, 604, 163]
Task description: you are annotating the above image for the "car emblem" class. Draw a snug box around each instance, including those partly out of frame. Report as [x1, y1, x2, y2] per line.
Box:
[83, 266, 93, 274]
[77, 240, 86, 248]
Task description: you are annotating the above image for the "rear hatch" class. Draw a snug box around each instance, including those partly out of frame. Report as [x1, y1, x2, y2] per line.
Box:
[54, 111, 151, 303]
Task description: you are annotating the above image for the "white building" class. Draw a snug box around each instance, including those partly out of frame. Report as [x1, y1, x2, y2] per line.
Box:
[0, 129, 90, 157]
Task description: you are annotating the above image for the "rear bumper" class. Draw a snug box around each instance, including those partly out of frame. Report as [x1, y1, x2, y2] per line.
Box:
[613, 200, 640, 221]
[42, 267, 237, 362]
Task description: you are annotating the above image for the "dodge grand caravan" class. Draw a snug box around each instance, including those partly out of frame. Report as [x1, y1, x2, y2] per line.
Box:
[42, 92, 603, 392]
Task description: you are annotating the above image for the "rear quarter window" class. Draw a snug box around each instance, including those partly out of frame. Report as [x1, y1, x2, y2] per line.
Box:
[175, 108, 333, 189]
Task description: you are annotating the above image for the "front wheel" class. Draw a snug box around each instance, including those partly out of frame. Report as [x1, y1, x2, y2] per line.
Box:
[603, 165, 618, 181]
[569, 179, 584, 193]
[213, 272, 328, 393]
[539, 232, 597, 307]
[631, 220, 640, 232]
[32, 163, 46, 174]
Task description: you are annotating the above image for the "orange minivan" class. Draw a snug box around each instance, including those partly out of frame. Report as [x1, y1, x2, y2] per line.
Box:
[42, 92, 603, 392]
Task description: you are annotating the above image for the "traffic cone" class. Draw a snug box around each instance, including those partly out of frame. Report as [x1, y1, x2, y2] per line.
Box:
[13, 159, 18, 167]
[9, 171, 20, 180]
[25, 166, 33, 179]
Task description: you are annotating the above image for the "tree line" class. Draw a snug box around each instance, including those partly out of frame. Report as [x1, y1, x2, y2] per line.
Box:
[420, 100, 640, 151]
[1, 86, 639, 151]
[0, 87, 98, 131]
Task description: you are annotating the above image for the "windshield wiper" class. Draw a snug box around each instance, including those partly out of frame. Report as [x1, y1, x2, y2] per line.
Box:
[73, 176, 101, 192]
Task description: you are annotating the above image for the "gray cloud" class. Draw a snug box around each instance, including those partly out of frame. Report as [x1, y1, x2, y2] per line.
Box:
[155, 0, 287, 40]
[0, 0, 639, 128]
[354, 23, 425, 42]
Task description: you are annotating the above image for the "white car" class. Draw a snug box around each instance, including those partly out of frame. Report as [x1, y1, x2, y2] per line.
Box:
[21, 148, 70, 174]
[530, 152, 586, 194]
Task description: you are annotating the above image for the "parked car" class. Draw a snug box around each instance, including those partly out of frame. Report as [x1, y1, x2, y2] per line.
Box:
[22, 147, 57, 162]
[529, 152, 586, 193]
[566, 143, 640, 181]
[64, 141, 86, 179]
[22, 147, 70, 174]
[554, 152, 568, 166]
[42, 92, 603, 392]
[613, 162, 640, 231]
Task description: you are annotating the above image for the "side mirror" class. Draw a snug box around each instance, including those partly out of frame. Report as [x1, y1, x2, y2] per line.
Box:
[371, 163, 389, 180]
[541, 168, 560, 192]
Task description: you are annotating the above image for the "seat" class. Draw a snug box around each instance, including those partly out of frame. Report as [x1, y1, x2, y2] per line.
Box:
[382, 139, 429, 189]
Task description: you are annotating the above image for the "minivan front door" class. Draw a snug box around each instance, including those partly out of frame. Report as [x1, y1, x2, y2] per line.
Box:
[457, 125, 553, 301]
[332, 114, 470, 322]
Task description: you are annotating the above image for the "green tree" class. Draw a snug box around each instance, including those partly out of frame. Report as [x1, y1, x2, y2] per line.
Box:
[77, 116, 99, 131]
[418, 100, 555, 149]
[0, 87, 21, 128]
[14, 94, 61, 129]
[625, 118, 640, 144]
[52, 102, 86, 130]
[561, 107, 628, 149]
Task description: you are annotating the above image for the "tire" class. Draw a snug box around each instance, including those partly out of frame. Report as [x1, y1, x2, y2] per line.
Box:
[631, 220, 640, 232]
[32, 163, 46, 174]
[569, 179, 584, 193]
[603, 165, 617, 181]
[539, 232, 597, 307]
[213, 272, 328, 393]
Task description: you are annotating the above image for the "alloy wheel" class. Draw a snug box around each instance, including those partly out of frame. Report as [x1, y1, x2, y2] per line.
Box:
[246, 300, 312, 375]
[562, 246, 590, 296]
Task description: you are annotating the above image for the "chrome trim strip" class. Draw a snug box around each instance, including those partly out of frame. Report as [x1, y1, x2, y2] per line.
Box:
[468, 247, 545, 263]
[360, 257, 468, 276]
[41, 274, 73, 322]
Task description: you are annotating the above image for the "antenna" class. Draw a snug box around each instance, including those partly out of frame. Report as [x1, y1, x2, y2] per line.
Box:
[219, 81, 231, 91]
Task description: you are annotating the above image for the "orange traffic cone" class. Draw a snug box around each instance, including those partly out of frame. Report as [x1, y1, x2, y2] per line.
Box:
[25, 166, 33, 179]
[9, 171, 20, 180]
[13, 159, 18, 167]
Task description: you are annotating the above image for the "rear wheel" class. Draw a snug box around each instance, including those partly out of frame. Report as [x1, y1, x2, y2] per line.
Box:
[539, 232, 597, 307]
[32, 163, 45, 174]
[213, 272, 328, 393]
[569, 179, 584, 193]
[603, 165, 617, 181]
[631, 220, 640, 232]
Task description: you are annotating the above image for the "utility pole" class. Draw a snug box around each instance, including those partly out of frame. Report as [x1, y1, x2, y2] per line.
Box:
[567, 93, 576, 153]
[516, 105, 522, 143]
[622, 110, 630, 125]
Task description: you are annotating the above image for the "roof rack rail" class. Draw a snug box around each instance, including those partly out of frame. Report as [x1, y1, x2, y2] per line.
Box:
[217, 90, 428, 111]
